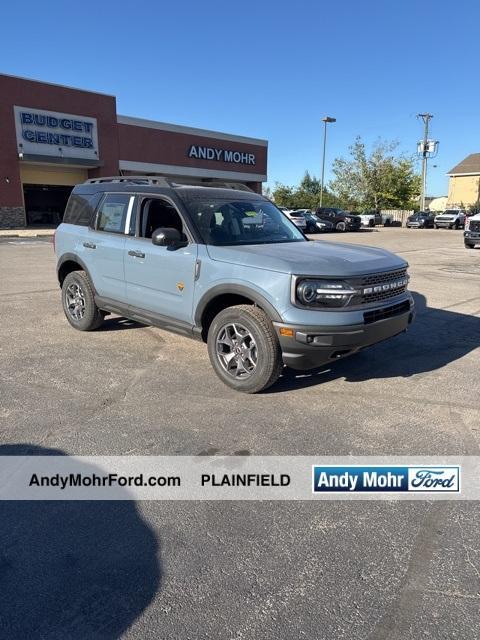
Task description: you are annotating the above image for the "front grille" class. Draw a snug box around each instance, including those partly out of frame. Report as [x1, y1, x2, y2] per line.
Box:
[470, 220, 480, 232]
[363, 300, 411, 325]
[361, 268, 407, 286]
[362, 287, 407, 304]
[346, 217, 361, 227]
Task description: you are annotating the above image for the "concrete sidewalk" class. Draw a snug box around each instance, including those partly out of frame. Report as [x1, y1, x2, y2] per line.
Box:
[0, 227, 55, 238]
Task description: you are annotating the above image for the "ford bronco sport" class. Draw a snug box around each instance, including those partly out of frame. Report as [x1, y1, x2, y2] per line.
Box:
[55, 177, 415, 393]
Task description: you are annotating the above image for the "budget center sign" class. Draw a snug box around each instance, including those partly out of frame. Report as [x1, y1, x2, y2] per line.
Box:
[14, 105, 99, 161]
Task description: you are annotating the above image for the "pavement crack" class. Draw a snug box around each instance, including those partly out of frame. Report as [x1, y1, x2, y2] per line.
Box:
[367, 502, 451, 640]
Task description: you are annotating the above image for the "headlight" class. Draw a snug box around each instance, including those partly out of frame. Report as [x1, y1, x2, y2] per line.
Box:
[295, 279, 355, 308]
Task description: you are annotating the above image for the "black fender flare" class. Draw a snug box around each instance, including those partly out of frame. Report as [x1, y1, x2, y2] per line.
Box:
[56, 253, 95, 290]
[194, 283, 283, 329]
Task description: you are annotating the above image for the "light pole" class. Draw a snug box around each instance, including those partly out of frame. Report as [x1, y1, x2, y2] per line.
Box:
[320, 116, 336, 207]
[417, 113, 433, 211]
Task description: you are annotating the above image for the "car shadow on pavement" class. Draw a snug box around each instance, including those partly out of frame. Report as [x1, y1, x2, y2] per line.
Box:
[0, 444, 160, 639]
[268, 291, 480, 393]
[99, 317, 146, 331]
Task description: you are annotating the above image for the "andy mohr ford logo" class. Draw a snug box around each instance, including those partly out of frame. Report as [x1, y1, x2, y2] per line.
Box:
[312, 465, 460, 493]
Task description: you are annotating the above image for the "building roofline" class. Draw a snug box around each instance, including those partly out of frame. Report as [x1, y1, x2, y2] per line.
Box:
[0, 72, 116, 98]
[117, 114, 268, 147]
[447, 171, 480, 177]
[119, 159, 267, 182]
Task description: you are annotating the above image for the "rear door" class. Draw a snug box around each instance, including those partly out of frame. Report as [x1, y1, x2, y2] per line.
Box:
[124, 195, 198, 325]
[86, 193, 134, 303]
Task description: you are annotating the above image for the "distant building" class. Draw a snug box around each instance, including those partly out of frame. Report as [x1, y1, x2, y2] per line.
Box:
[447, 154, 480, 207]
[428, 196, 448, 211]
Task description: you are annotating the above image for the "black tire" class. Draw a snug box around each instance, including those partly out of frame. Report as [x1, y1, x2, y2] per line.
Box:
[454, 220, 459, 230]
[335, 221, 346, 232]
[207, 305, 283, 393]
[434, 224, 438, 229]
[61, 270, 104, 331]
[465, 242, 475, 249]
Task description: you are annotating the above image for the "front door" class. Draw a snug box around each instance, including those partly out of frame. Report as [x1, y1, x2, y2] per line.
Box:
[124, 196, 198, 325]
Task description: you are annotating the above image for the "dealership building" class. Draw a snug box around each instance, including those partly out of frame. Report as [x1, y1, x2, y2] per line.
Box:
[0, 73, 268, 229]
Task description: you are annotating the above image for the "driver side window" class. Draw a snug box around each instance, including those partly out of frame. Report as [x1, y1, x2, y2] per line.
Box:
[139, 197, 186, 240]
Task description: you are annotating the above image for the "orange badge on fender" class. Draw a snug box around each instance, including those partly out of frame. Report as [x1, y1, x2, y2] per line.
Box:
[177, 282, 185, 292]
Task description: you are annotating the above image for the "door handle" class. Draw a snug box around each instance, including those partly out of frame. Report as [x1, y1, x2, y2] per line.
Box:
[128, 250, 145, 259]
[83, 242, 96, 249]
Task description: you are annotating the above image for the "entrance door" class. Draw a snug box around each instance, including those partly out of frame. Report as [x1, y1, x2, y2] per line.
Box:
[23, 184, 73, 226]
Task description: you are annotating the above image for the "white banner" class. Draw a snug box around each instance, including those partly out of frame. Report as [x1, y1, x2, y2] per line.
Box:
[0, 456, 478, 500]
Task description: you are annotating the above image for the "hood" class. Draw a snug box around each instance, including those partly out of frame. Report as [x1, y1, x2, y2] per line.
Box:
[206, 240, 407, 277]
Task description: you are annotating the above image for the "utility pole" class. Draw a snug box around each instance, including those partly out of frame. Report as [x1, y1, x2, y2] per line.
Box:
[320, 116, 336, 207]
[417, 113, 433, 210]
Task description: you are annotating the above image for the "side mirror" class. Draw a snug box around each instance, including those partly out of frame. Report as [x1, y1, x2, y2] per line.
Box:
[152, 227, 185, 248]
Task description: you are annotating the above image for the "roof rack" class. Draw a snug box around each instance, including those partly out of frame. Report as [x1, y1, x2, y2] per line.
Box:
[170, 180, 253, 192]
[85, 176, 170, 186]
[84, 176, 254, 192]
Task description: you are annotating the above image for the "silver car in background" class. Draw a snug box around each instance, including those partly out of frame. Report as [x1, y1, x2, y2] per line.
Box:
[278, 207, 307, 230]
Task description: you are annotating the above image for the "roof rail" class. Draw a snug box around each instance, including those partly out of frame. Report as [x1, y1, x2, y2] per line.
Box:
[84, 176, 254, 192]
[171, 180, 254, 192]
[85, 176, 171, 186]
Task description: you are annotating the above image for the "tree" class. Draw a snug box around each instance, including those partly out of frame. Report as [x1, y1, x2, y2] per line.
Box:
[272, 171, 339, 209]
[329, 137, 421, 211]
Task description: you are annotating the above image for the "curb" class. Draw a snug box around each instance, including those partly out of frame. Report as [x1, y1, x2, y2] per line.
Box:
[0, 231, 55, 238]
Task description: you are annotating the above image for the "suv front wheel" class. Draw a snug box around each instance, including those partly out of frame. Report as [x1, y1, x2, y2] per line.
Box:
[207, 305, 283, 393]
[62, 270, 104, 331]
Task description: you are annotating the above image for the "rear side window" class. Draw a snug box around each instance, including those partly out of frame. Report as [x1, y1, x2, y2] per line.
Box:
[63, 193, 101, 226]
[96, 194, 132, 234]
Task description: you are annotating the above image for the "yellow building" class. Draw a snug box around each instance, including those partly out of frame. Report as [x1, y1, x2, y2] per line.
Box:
[447, 154, 480, 207]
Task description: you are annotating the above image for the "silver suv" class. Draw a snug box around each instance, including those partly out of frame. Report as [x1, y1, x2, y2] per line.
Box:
[434, 209, 466, 229]
[55, 177, 415, 393]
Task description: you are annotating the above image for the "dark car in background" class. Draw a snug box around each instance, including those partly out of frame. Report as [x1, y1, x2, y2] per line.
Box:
[314, 207, 362, 232]
[406, 212, 436, 229]
[303, 211, 333, 233]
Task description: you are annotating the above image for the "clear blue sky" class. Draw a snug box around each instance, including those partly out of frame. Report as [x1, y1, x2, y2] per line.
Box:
[2, 0, 478, 196]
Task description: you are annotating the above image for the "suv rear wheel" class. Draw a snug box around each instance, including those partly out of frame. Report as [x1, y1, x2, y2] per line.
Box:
[62, 271, 104, 331]
[207, 305, 283, 393]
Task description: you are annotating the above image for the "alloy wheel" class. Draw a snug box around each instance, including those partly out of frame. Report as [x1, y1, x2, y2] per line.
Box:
[65, 282, 86, 321]
[216, 323, 258, 379]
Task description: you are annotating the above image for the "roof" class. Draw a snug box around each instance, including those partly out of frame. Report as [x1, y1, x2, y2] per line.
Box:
[448, 153, 480, 176]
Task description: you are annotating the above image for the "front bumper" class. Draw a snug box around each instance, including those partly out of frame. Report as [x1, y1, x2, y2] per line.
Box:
[435, 220, 455, 227]
[464, 230, 480, 243]
[346, 221, 362, 231]
[274, 299, 415, 370]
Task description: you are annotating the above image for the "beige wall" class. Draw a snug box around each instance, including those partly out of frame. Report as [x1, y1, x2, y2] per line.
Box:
[448, 175, 480, 207]
[20, 164, 88, 186]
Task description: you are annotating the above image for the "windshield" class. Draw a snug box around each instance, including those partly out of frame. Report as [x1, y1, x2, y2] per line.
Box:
[184, 197, 306, 246]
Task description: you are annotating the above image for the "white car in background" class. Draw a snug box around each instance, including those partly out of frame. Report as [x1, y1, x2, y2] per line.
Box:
[464, 212, 480, 248]
[277, 206, 307, 230]
[434, 209, 466, 229]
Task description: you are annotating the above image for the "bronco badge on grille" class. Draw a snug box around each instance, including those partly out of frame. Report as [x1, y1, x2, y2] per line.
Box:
[363, 277, 408, 295]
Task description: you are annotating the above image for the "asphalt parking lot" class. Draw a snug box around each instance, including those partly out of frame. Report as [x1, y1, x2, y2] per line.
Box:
[0, 228, 479, 639]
